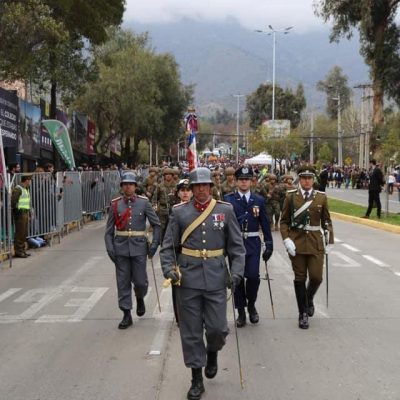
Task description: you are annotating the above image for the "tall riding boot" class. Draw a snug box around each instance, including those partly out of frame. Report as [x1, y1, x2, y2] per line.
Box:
[294, 281, 309, 329]
[118, 309, 133, 330]
[187, 368, 205, 400]
[306, 281, 321, 317]
[205, 351, 218, 379]
[236, 308, 246, 328]
[136, 297, 145, 317]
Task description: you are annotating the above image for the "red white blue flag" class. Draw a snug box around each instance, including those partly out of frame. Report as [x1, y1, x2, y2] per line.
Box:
[185, 109, 198, 171]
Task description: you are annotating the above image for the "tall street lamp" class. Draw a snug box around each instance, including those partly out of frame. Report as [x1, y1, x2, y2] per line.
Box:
[233, 94, 245, 164]
[331, 94, 343, 167]
[256, 25, 293, 121]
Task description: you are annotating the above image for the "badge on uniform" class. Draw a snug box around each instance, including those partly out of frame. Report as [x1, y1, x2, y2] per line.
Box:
[212, 213, 225, 230]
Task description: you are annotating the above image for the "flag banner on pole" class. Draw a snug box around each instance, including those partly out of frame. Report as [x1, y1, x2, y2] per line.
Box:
[42, 119, 76, 169]
[185, 109, 198, 171]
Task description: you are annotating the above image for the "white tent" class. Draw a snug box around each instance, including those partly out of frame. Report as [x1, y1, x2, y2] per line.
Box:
[245, 153, 273, 165]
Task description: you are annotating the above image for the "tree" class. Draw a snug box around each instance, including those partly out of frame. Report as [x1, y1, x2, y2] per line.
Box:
[314, 0, 400, 126]
[316, 66, 352, 119]
[0, 0, 125, 116]
[317, 142, 334, 164]
[246, 83, 306, 129]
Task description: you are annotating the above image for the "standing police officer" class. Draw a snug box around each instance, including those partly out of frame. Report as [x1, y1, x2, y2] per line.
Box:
[105, 171, 161, 329]
[280, 165, 334, 329]
[224, 166, 273, 327]
[160, 167, 245, 400]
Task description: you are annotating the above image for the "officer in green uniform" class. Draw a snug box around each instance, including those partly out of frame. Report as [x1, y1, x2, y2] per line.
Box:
[221, 167, 236, 196]
[11, 174, 33, 258]
[280, 165, 334, 329]
[265, 174, 283, 231]
[152, 168, 178, 241]
[211, 171, 222, 200]
[143, 167, 159, 200]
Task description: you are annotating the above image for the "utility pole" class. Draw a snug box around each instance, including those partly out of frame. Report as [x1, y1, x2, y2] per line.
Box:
[233, 94, 245, 164]
[310, 110, 314, 164]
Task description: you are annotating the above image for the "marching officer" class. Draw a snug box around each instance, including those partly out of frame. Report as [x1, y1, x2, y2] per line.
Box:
[104, 171, 161, 329]
[211, 171, 222, 200]
[11, 173, 33, 258]
[142, 166, 159, 199]
[280, 165, 334, 329]
[221, 166, 236, 196]
[160, 167, 245, 400]
[224, 166, 273, 327]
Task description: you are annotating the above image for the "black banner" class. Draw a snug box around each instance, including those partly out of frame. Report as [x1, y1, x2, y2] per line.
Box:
[0, 87, 19, 147]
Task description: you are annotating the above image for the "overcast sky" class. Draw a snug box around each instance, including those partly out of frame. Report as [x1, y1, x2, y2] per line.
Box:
[124, 0, 327, 32]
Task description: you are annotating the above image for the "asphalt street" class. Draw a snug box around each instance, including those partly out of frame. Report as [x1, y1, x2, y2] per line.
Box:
[1, 218, 399, 400]
[325, 186, 400, 214]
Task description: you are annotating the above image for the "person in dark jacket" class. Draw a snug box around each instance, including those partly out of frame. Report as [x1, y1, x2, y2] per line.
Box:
[362, 159, 385, 219]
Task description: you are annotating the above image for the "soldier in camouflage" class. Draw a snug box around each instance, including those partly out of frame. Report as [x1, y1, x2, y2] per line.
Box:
[221, 166, 236, 196]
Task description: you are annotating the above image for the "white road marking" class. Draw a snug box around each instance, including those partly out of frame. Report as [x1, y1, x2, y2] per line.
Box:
[334, 237, 342, 243]
[340, 243, 360, 252]
[0, 288, 22, 304]
[331, 251, 361, 268]
[362, 255, 389, 268]
[395, 272, 400, 277]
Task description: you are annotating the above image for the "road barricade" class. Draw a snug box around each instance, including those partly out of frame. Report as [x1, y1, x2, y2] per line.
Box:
[60, 171, 82, 226]
[0, 173, 12, 266]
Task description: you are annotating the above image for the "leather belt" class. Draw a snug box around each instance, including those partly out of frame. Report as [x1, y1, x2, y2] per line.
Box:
[242, 232, 259, 238]
[115, 230, 146, 237]
[181, 247, 224, 259]
[303, 225, 321, 231]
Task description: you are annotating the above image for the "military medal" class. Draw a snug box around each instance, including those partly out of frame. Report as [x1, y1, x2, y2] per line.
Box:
[212, 213, 225, 230]
[253, 205, 260, 217]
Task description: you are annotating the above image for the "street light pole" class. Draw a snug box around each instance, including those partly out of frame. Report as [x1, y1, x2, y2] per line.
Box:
[310, 110, 314, 164]
[256, 25, 293, 122]
[331, 93, 343, 167]
[233, 94, 244, 164]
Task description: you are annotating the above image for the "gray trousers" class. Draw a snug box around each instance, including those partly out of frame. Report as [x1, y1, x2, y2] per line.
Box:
[115, 255, 148, 310]
[176, 287, 229, 368]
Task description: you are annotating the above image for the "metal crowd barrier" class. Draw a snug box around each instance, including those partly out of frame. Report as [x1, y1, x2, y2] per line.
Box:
[103, 171, 121, 207]
[60, 171, 83, 225]
[0, 173, 12, 266]
[81, 171, 105, 215]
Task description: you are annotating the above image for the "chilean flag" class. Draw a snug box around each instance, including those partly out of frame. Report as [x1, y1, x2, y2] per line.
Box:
[187, 129, 198, 171]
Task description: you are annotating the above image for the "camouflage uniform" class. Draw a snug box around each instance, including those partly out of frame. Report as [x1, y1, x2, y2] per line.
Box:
[265, 175, 283, 230]
[221, 167, 236, 196]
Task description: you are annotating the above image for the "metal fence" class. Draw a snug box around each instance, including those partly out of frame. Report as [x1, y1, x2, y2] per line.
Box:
[0, 173, 12, 266]
[60, 171, 83, 225]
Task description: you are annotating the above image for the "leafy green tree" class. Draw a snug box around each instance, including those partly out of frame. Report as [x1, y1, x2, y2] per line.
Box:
[317, 142, 334, 164]
[316, 66, 352, 119]
[246, 83, 306, 129]
[314, 0, 400, 126]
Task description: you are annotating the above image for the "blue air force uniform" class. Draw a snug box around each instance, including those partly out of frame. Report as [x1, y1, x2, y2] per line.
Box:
[224, 166, 273, 325]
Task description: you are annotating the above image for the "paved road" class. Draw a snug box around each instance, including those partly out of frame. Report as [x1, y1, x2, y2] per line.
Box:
[326, 186, 400, 214]
[1, 219, 399, 400]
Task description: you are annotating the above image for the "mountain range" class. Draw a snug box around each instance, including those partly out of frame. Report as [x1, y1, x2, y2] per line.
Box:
[126, 17, 369, 116]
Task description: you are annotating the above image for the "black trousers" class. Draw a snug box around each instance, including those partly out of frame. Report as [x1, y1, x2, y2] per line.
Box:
[366, 189, 381, 217]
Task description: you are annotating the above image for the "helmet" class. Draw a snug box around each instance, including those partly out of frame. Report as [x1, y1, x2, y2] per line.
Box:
[269, 173, 277, 181]
[120, 171, 137, 185]
[149, 166, 158, 173]
[225, 167, 235, 176]
[189, 167, 213, 185]
[163, 168, 175, 176]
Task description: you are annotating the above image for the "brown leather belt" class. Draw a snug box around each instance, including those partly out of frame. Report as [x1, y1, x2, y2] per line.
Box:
[181, 247, 224, 259]
[115, 230, 146, 237]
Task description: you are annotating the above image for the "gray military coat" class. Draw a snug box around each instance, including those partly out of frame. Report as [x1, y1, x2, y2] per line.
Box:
[160, 200, 245, 291]
[104, 195, 161, 257]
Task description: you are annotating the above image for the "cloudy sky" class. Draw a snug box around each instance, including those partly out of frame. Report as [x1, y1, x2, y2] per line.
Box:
[124, 0, 328, 32]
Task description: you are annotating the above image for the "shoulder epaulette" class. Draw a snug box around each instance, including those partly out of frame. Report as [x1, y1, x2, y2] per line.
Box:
[217, 200, 231, 205]
[287, 189, 297, 193]
[138, 195, 148, 200]
[111, 196, 121, 202]
[315, 190, 326, 195]
[173, 201, 188, 208]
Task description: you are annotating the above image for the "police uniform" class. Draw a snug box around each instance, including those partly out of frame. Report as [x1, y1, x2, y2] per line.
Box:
[160, 167, 245, 400]
[280, 165, 334, 329]
[224, 166, 273, 327]
[104, 171, 161, 329]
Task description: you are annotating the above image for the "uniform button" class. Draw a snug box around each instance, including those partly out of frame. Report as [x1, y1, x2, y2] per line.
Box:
[202, 231, 206, 235]
[129, 206, 131, 209]
[202, 223, 206, 226]
[202, 240, 206, 243]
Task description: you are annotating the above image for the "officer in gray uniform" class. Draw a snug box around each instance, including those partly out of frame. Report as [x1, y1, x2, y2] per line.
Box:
[160, 167, 245, 400]
[105, 171, 161, 329]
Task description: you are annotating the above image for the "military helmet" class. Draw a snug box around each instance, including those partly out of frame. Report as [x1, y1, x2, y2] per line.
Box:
[297, 164, 316, 177]
[120, 170, 137, 185]
[163, 168, 175, 176]
[269, 173, 277, 181]
[189, 167, 213, 185]
[149, 166, 158, 173]
[283, 174, 294, 182]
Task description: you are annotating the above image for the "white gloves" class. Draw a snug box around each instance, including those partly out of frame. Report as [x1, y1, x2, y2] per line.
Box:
[325, 244, 334, 254]
[283, 238, 296, 257]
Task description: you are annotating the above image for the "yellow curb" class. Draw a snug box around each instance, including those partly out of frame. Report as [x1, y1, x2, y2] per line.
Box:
[331, 212, 400, 234]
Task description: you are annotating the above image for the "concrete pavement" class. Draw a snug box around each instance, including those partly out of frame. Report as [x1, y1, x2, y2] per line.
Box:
[1, 218, 400, 399]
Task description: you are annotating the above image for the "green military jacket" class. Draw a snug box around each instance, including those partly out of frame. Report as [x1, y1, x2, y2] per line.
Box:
[280, 188, 334, 255]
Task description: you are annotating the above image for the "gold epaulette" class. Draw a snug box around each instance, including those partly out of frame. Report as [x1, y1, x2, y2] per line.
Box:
[287, 189, 297, 193]
[138, 195, 148, 200]
[111, 196, 121, 202]
[173, 201, 188, 208]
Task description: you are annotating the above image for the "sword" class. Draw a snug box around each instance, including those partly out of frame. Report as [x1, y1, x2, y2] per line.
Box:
[231, 289, 245, 389]
[324, 223, 329, 308]
[149, 256, 162, 313]
[262, 261, 275, 319]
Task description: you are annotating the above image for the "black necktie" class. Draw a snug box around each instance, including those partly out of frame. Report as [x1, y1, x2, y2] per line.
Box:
[304, 191, 309, 201]
[242, 195, 248, 206]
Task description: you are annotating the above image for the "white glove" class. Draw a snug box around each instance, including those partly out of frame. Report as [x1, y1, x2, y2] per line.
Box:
[325, 244, 334, 254]
[283, 238, 296, 257]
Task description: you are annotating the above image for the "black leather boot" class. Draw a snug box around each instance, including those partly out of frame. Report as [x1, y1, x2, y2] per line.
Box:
[236, 308, 246, 328]
[187, 368, 205, 400]
[306, 281, 321, 317]
[294, 281, 309, 330]
[136, 298, 145, 317]
[118, 309, 133, 329]
[205, 352, 218, 379]
[247, 302, 259, 324]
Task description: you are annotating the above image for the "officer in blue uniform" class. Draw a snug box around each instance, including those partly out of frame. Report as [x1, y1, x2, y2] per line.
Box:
[224, 166, 273, 327]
